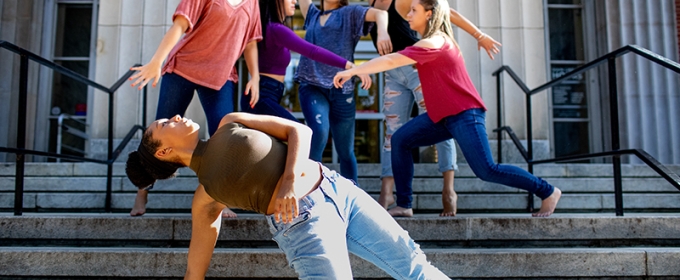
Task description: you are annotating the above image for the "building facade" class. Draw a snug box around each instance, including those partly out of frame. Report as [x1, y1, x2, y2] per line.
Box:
[1, 0, 679, 165]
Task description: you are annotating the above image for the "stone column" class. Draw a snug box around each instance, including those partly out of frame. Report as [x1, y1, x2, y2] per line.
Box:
[601, 0, 680, 164]
[0, 0, 45, 162]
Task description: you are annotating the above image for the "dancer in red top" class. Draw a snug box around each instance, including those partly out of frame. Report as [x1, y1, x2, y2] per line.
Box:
[334, 0, 562, 217]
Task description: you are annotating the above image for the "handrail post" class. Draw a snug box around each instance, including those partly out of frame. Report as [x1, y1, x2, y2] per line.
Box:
[14, 55, 29, 216]
[526, 93, 534, 212]
[142, 86, 148, 126]
[496, 73, 503, 163]
[106, 91, 114, 212]
[608, 57, 624, 216]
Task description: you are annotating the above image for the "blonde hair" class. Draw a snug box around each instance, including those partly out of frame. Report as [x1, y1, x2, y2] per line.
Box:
[420, 0, 461, 52]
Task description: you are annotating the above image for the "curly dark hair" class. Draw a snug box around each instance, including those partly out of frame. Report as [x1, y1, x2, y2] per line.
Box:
[125, 128, 181, 189]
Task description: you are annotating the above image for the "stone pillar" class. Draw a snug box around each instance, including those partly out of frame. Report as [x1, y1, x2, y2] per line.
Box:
[0, 0, 45, 162]
[676, 0, 680, 58]
[601, 0, 680, 164]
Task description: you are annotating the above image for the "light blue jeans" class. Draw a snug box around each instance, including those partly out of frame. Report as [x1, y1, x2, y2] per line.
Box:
[381, 65, 457, 178]
[267, 165, 448, 279]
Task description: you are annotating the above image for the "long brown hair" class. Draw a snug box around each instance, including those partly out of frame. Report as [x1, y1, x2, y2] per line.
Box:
[419, 0, 460, 52]
[320, 0, 349, 13]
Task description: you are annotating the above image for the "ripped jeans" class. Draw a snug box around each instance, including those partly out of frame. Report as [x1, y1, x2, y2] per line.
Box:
[381, 65, 458, 178]
[298, 83, 358, 183]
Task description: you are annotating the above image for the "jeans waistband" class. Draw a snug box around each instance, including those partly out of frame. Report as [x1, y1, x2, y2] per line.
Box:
[259, 74, 284, 85]
[297, 164, 337, 213]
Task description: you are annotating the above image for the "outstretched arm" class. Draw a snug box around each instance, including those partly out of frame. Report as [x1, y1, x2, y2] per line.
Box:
[273, 25, 352, 70]
[449, 8, 501, 59]
[333, 53, 415, 88]
[299, 0, 313, 20]
[185, 184, 225, 280]
[130, 16, 189, 89]
[219, 113, 313, 223]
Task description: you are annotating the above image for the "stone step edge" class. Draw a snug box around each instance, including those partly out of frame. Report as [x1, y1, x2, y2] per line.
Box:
[2, 214, 679, 242]
[2, 163, 679, 178]
[3, 192, 679, 211]
[0, 247, 678, 278]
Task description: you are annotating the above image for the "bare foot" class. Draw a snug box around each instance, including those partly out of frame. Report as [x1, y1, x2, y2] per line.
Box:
[440, 190, 457, 217]
[440, 170, 456, 217]
[532, 187, 562, 217]
[378, 177, 395, 209]
[378, 194, 395, 209]
[130, 189, 148, 216]
[221, 208, 238, 218]
[388, 206, 413, 217]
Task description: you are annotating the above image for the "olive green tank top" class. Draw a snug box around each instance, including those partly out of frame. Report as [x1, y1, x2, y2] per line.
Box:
[189, 123, 287, 213]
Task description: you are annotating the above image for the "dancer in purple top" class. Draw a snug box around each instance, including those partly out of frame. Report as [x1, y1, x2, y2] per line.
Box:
[240, 0, 356, 122]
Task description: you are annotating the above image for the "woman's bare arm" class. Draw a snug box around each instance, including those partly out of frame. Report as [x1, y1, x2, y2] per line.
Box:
[130, 16, 189, 89]
[184, 184, 225, 279]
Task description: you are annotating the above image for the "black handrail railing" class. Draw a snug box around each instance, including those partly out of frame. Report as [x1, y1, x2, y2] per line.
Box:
[0, 40, 147, 215]
[493, 44, 680, 216]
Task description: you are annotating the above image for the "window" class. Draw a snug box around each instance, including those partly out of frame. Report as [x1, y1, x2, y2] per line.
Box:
[47, 0, 98, 160]
[546, 0, 590, 159]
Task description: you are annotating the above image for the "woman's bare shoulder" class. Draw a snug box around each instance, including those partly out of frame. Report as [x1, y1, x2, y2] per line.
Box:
[414, 35, 446, 49]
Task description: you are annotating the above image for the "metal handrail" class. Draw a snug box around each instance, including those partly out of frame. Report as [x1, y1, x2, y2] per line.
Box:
[0, 40, 147, 215]
[493, 44, 680, 216]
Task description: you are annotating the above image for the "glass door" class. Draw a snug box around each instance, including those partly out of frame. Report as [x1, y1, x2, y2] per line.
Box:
[546, 0, 590, 159]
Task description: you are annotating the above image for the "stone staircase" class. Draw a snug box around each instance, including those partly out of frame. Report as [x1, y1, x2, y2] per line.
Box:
[1, 162, 680, 278]
[1, 162, 679, 213]
[1, 213, 679, 278]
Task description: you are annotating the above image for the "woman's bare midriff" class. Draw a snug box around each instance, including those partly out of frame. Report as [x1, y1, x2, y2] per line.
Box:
[261, 73, 285, 83]
[266, 159, 323, 215]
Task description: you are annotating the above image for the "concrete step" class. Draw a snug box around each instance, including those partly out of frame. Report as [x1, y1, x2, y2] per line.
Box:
[3, 162, 680, 178]
[2, 214, 679, 278]
[1, 246, 679, 278]
[2, 163, 679, 213]
[3, 192, 680, 213]
[2, 214, 679, 243]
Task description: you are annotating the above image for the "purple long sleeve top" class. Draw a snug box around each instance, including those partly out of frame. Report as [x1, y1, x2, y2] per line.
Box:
[258, 23, 348, 75]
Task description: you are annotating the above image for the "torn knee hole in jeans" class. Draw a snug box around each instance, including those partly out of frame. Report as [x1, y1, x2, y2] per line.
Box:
[383, 101, 395, 111]
[383, 135, 392, 151]
[385, 114, 403, 132]
[416, 99, 427, 111]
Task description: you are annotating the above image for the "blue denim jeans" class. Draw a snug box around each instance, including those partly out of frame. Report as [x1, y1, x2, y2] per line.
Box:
[157, 72, 235, 136]
[267, 166, 448, 279]
[382, 65, 457, 178]
[298, 83, 358, 183]
[392, 108, 555, 208]
[240, 75, 299, 123]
